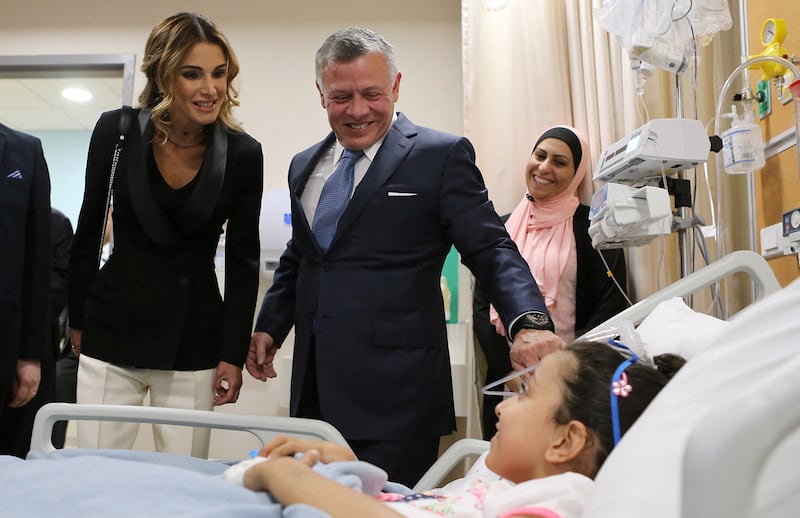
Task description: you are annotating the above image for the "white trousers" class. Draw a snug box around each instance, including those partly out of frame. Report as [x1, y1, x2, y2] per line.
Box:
[76, 354, 215, 457]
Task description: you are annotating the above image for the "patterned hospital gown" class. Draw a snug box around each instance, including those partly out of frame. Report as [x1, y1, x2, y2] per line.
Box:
[380, 471, 593, 518]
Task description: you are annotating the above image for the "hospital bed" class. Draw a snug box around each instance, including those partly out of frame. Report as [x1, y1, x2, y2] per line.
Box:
[7, 250, 798, 517]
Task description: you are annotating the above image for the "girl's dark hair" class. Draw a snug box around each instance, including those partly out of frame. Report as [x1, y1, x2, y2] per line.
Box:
[555, 340, 685, 476]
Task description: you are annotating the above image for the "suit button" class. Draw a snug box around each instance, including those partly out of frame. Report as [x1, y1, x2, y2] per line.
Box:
[178, 278, 190, 288]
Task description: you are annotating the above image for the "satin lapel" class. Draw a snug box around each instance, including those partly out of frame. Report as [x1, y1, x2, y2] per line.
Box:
[126, 109, 187, 246]
[331, 117, 416, 247]
[0, 131, 6, 167]
[291, 135, 335, 252]
[174, 122, 226, 234]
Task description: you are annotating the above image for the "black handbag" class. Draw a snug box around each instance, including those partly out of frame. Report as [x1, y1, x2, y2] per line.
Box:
[97, 105, 133, 269]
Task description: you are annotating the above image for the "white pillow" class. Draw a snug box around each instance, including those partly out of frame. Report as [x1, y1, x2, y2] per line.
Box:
[635, 297, 728, 359]
[582, 279, 800, 518]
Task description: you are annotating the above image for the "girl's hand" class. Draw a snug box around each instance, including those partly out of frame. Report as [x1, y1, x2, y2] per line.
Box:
[243, 450, 320, 492]
[259, 435, 356, 463]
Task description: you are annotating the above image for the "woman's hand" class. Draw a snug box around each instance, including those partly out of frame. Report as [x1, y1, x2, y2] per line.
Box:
[213, 361, 243, 405]
[259, 435, 357, 464]
[69, 328, 82, 356]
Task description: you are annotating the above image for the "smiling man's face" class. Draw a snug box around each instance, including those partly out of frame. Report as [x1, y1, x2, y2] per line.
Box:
[317, 51, 401, 151]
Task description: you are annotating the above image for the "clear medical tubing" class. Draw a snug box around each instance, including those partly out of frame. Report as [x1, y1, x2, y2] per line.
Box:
[791, 79, 800, 185]
[713, 56, 800, 263]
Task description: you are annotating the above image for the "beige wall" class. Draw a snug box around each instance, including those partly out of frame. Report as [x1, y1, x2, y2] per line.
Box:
[1, 0, 462, 193]
[747, 0, 800, 287]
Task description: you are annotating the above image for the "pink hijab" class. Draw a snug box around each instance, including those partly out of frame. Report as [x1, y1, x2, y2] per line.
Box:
[491, 126, 590, 335]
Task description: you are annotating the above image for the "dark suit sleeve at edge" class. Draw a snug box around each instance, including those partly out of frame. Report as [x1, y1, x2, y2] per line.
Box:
[20, 136, 52, 360]
[439, 136, 549, 328]
[68, 110, 119, 330]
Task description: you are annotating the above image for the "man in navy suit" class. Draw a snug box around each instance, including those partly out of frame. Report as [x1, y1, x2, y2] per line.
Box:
[247, 27, 562, 487]
[0, 123, 51, 456]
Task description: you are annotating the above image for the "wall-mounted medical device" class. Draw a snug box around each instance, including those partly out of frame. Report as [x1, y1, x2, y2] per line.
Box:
[594, 118, 711, 185]
[749, 18, 790, 82]
[760, 208, 800, 266]
[588, 183, 673, 249]
[259, 188, 293, 282]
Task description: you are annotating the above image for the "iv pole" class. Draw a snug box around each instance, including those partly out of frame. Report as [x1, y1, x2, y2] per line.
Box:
[674, 75, 692, 278]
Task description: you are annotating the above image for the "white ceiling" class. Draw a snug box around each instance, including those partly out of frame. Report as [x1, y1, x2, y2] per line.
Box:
[0, 76, 123, 131]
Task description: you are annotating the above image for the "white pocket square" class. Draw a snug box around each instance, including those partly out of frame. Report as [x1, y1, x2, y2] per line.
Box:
[387, 191, 418, 197]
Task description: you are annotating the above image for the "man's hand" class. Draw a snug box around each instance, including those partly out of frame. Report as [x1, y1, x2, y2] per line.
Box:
[245, 332, 278, 381]
[9, 359, 41, 408]
[213, 361, 243, 406]
[509, 329, 565, 370]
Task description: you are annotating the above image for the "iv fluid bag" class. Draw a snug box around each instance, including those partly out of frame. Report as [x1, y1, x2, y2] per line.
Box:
[721, 109, 766, 174]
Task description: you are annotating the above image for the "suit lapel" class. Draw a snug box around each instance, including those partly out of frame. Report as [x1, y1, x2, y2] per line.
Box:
[127, 110, 187, 245]
[127, 110, 227, 245]
[174, 122, 226, 234]
[330, 114, 416, 248]
[127, 109, 226, 246]
[0, 130, 6, 169]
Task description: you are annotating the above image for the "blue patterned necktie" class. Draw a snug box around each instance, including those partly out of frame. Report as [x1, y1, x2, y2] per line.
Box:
[312, 148, 364, 252]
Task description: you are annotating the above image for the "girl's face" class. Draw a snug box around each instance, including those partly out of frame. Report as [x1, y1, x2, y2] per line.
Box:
[525, 138, 576, 201]
[485, 351, 573, 483]
[169, 42, 228, 129]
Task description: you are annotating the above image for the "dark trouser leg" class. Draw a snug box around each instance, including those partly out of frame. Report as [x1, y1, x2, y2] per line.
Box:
[348, 437, 440, 489]
[294, 339, 321, 419]
[51, 351, 79, 448]
[0, 353, 56, 458]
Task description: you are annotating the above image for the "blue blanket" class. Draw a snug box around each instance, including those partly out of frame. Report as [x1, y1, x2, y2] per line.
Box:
[0, 450, 390, 517]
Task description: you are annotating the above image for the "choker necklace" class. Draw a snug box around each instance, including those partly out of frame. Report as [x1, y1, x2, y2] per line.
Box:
[167, 136, 205, 149]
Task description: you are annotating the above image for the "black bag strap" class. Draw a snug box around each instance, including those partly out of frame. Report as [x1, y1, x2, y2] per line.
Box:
[97, 105, 133, 269]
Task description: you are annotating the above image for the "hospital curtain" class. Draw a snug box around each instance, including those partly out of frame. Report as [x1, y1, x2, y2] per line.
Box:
[462, 0, 743, 306]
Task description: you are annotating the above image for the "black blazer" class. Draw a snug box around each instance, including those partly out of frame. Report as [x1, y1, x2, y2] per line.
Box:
[255, 113, 549, 440]
[0, 124, 51, 393]
[69, 108, 263, 370]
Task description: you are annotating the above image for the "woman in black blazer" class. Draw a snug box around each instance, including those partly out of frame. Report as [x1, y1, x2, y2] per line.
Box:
[68, 12, 262, 456]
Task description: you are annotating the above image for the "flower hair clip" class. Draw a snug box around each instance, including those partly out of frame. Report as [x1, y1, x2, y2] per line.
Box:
[612, 372, 633, 397]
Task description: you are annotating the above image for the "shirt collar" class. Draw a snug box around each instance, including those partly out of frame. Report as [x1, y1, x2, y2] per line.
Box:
[334, 112, 397, 163]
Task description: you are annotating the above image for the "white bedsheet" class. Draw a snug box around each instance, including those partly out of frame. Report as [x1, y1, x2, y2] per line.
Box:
[1, 450, 388, 517]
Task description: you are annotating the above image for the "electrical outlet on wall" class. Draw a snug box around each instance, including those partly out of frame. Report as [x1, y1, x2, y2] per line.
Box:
[760, 222, 783, 259]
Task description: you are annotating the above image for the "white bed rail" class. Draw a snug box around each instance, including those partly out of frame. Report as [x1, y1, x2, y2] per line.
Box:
[413, 438, 489, 492]
[30, 402, 348, 454]
[582, 250, 781, 337]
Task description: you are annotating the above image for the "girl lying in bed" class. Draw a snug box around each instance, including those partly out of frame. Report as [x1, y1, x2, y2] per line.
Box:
[226, 340, 684, 518]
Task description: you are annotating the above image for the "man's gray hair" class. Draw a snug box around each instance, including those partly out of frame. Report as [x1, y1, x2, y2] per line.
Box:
[315, 26, 398, 87]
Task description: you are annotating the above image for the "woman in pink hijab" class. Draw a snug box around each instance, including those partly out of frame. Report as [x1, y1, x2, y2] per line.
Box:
[473, 126, 629, 439]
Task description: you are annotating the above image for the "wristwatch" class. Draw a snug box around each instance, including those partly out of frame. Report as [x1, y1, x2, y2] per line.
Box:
[509, 311, 554, 340]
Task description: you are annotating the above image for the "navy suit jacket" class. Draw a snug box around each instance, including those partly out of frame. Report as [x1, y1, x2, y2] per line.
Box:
[0, 124, 51, 393]
[255, 114, 548, 440]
